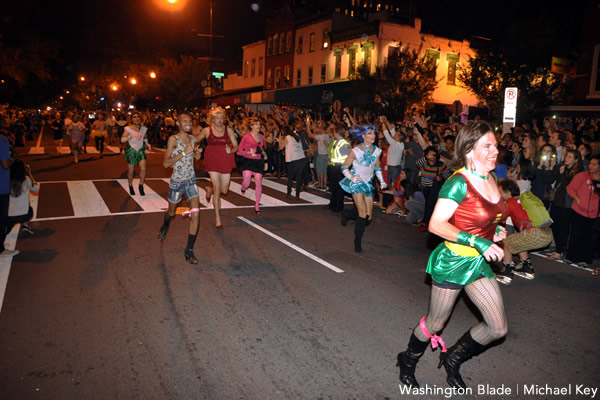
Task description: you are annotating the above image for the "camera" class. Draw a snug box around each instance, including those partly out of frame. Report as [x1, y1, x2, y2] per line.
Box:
[593, 180, 600, 195]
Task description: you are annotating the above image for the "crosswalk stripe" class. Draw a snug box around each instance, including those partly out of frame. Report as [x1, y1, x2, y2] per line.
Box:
[261, 179, 328, 204]
[228, 181, 289, 207]
[24, 145, 161, 155]
[104, 145, 122, 153]
[30, 192, 39, 219]
[116, 179, 168, 211]
[67, 181, 111, 217]
[30, 177, 333, 221]
[28, 147, 45, 154]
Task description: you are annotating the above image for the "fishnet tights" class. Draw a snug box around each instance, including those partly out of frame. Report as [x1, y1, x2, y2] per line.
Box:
[413, 278, 508, 346]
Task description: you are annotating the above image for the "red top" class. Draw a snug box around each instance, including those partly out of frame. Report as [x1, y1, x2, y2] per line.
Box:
[505, 198, 534, 231]
[567, 170, 600, 218]
[448, 173, 508, 241]
[206, 127, 232, 147]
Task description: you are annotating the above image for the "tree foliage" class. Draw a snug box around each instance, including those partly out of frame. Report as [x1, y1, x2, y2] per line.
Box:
[353, 43, 438, 121]
[153, 56, 211, 110]
[457, 49, 559, 123]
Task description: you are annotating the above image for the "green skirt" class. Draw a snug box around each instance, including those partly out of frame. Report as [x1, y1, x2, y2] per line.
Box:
[125, 145, 146, 165]
[426, 242, 494, 286]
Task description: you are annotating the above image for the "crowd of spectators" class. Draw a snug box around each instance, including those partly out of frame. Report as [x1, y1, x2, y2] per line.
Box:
[1, 104, 599, 269]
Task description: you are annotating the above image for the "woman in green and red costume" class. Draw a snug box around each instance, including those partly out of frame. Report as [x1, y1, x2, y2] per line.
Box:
[396, 120, 509, 389]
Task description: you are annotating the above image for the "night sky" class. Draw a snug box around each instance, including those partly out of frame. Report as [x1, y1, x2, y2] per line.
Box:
[2, 0, 582, 83]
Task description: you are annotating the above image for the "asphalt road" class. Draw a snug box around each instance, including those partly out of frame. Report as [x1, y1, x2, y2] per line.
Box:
[0, 125, 599, 399]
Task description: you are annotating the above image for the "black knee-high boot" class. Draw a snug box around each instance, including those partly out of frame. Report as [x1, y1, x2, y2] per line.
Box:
[354, 216, 367, 253]
[341, 208, 358, 227]
[438, 331, 485, 389]
[158, 213, 173, 241]
[397, 333, 429, 388]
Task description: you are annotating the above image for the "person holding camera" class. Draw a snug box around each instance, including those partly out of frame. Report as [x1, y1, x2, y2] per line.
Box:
[565, 155, 600, 267]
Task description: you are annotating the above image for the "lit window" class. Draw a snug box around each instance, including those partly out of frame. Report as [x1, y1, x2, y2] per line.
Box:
[447, 54, 459, 86]
[266, 69, 272, 89]
[348, 47, 357, 77]
[322, 30, 329, 49]
[334, 50, 342, 78]
[590, 44, 600, 96]
[425, 49, 441, 81]
[280, 33, 286, 54]
[275, 67, 281, 88]
[284, 65, 290, 87]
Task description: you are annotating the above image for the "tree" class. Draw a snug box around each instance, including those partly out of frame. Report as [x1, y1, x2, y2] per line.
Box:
[152, 56, 211, 110]
[457, 49, 559, 123]
[353, 43, 438, 121]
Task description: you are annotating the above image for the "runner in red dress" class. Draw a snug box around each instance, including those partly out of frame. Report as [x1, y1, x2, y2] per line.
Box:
[197, 107, 238, 228]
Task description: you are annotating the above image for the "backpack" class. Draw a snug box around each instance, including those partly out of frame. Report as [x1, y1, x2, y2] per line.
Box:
[518, 190, 553, 228]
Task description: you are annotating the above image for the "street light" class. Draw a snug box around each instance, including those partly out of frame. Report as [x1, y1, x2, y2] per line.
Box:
[130, 78, 137, 85]
[80, 76, 86, 82]
[112, 84, 118, 91]
[150, 72, 156, 79]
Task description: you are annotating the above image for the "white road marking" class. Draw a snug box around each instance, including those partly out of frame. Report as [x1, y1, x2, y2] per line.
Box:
[0, 225, 20, 314]
[260, 178, 329, 204]
[228, 181, 288, 207]
[116, 179, 168, 211]
[29, 147, 45, 154]
[238, 216, 344, 274]
[67, 181, 111, 218]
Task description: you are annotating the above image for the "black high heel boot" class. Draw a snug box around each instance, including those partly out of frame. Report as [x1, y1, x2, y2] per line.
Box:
[438, 331, 485, 389]
[354, 216, 367, 253]
[341, 209, 358, 227]
[129, 185, 135, 195]
[139, 185, 145, 196]
[397, 334, 429, 388]
[184, 249, 198, 264]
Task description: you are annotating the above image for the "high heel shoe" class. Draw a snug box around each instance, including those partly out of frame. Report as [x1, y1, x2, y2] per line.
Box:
[215, 224, 223, 229]
[255, 209, 261, 215]
[184, 249, 198, 264]
[129, 186, 135, 195]
[205, 186, 213, 203]
[139, 185, 145, 196]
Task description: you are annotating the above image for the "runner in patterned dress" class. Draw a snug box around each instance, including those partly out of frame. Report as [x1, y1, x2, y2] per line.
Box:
[157, 111, 203, 264]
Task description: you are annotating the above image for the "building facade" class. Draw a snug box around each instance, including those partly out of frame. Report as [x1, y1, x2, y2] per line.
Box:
[219, 14, 479, 111]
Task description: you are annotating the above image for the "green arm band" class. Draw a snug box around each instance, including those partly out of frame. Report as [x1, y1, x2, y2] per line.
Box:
[495, 225, 502, 235]
[456, 230, 493, 255]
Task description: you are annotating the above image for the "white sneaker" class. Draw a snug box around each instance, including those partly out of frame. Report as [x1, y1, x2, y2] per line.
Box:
[0, 249, 20, 257]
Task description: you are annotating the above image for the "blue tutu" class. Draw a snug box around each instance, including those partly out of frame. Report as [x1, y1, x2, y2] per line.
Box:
[339, 177, 375, 197]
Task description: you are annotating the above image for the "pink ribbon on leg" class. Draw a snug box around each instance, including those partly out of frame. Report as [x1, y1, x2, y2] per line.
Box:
[182, 208, 200, 218]
[420, 316, 447, 352]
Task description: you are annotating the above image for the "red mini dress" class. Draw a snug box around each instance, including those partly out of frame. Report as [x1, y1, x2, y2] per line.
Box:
[204, 127, 236, 174]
